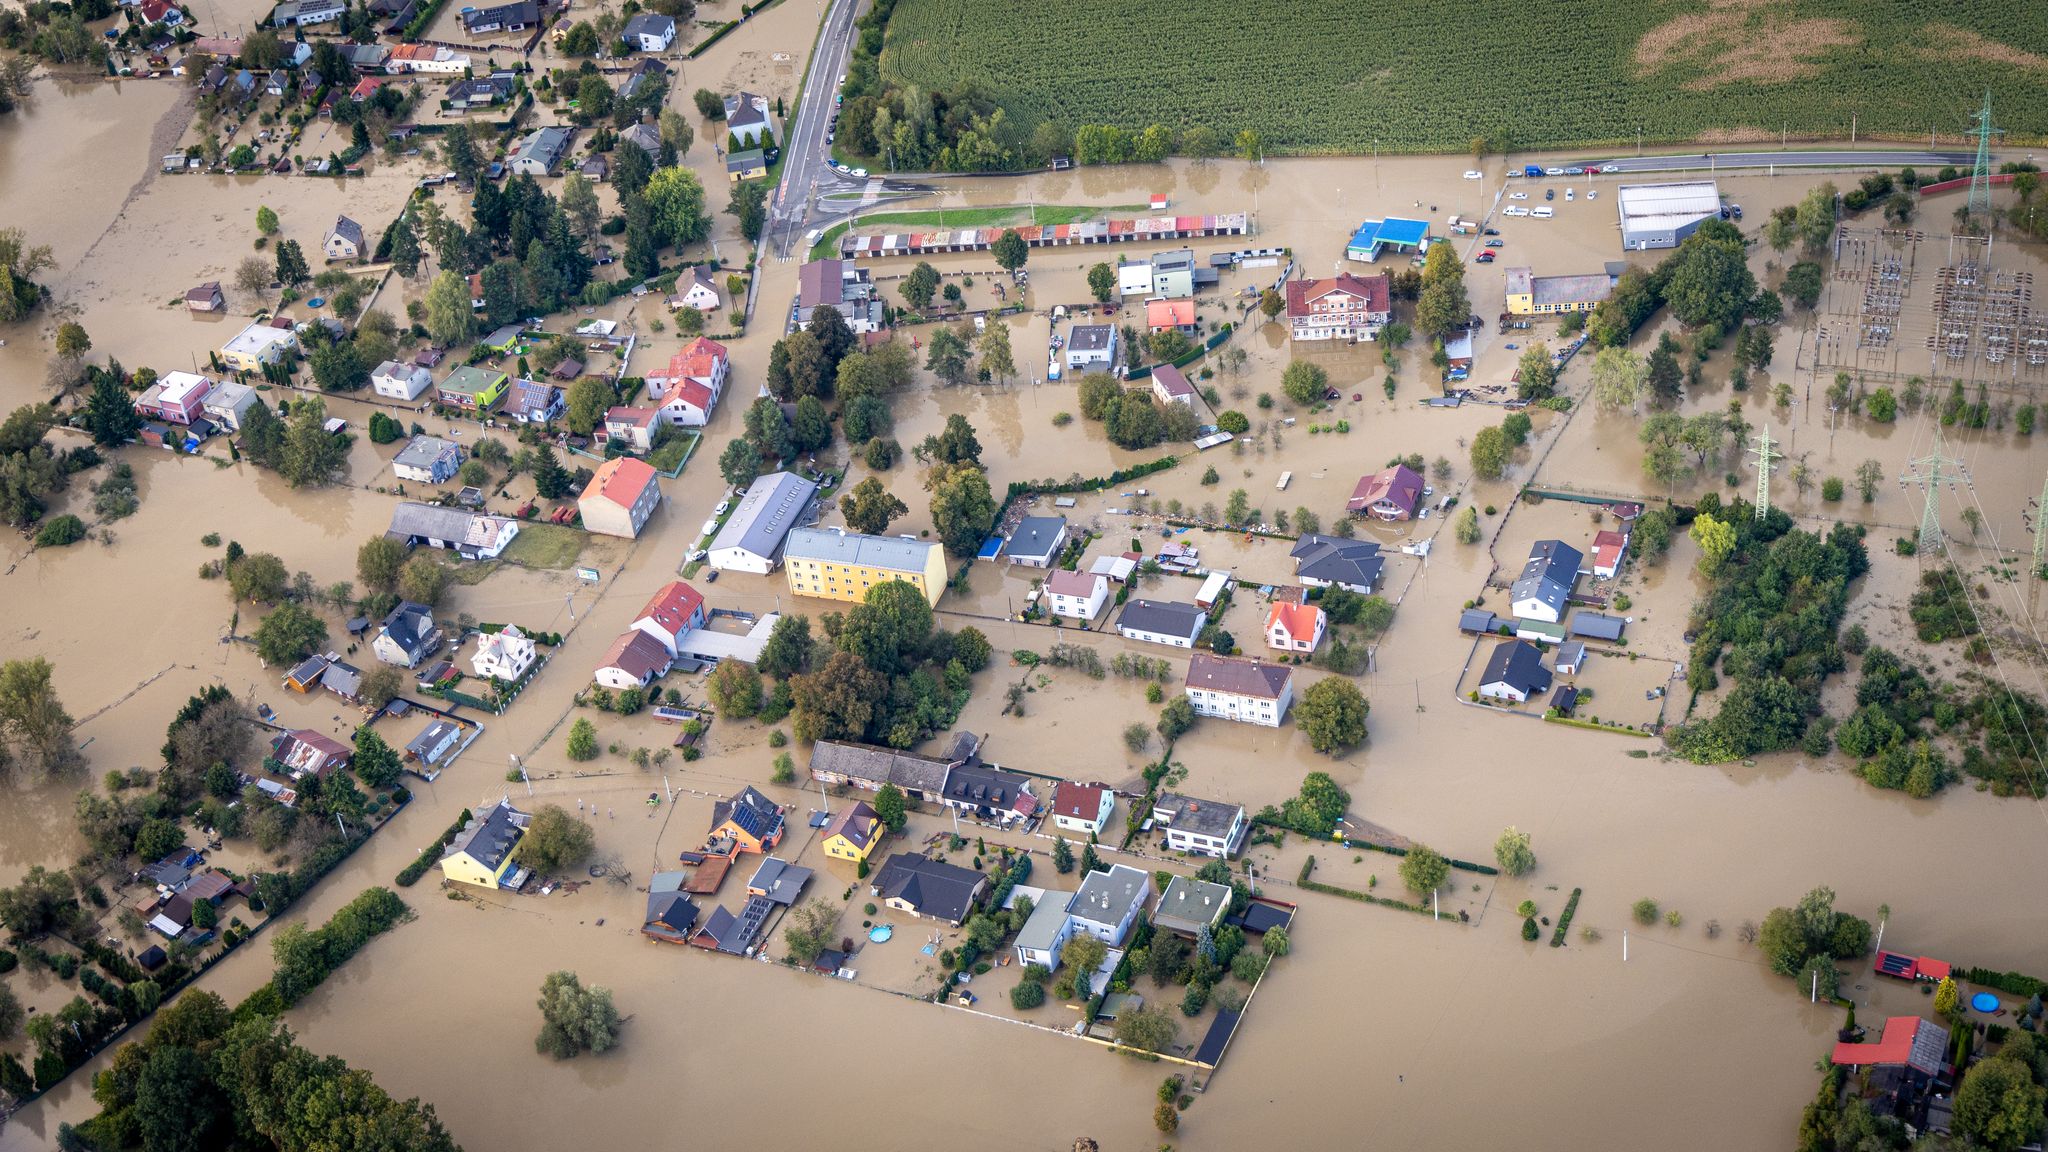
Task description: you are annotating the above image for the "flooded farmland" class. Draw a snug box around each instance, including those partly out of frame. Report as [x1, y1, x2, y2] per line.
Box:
[5, 22, 2048, 1146]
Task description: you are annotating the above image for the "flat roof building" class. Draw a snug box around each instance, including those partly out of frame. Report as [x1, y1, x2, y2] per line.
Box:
[1504, 267, 1617, 315]
[1617, 181, 1721, 251]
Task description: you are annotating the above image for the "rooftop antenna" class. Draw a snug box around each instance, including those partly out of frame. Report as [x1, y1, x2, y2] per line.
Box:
[1747, 426, 1781, 520]
[1901, 430, 1972, 556]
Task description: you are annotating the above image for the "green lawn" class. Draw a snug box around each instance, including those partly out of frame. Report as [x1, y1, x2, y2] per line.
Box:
[647, 432, 698, 474]
[499, 523, 588, 569]
[807, 204, 1143, 260]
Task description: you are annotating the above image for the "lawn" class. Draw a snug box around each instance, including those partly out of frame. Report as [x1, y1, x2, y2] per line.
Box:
[499, 523, 588, 569]
[808, 204, 1141, 259]
[647, 431, 698, 474]
[878, 0, 2048, 154]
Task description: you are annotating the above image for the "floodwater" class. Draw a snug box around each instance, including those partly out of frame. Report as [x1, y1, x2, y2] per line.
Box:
[7, 19, 2048, 1150]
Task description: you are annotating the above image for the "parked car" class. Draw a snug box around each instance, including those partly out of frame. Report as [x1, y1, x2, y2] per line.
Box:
[1502, 206, 1529, 217]
[851, 167, 867, 178]
[1544, 167, 1564, 176]
[1475, 252, 1495, 263]
[1545, 188, 1556, 201]
[1483, 227, 1501, 235]
[1565, 166, 1585, 175]
[1565, 188, 1575, 201]
[1462, 170, 1482, 180]
[1484, 239, 1504, 248]
[1601, 164, 1621, 173]
[833, 163, 850, 174]
[1508, 191, 1528, 200]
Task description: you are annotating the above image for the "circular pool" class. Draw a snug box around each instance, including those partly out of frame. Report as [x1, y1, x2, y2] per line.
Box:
[1972, 992, 2000, 1013]
[868, 924, 893, 943]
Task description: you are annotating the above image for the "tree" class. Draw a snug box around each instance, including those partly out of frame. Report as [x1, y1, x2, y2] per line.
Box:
[791, 395, 832, 455]
[1086, 262, 1115, 302]
[1051, 835, 1074, 873]
[901, 262, 940, 311]
[706, 660, 763, 718]
[1515, 343, 1556, 400]
[228, 551, 289, 602]
[535, 970, 620, 1059]
[1156, 696, 1195, 741]
[780, 900, 839, 967]
[272, 239, 309, 288]
[1855, 459, 1883, 504]
[253, 602, 327, 666]
[397, 554, 448, 606]
[1590, 346, 1645, 411]
[1280, 771, 1350, 835]
[529, 445, 570, 501]
[644, 167, 710, 249]
[726, 179, 768, 243]
[1645, 333, 1684, 406]
[351, 727, 402, 790]
[1455, 505, 1481, 544]
[1296, 678, 1368, 753]
[1953, 1053, 2046, 1152]
[355, 538, 407, 595]
[976, 320, 1016, 383]
[839, 477, 908, 536]
[1280, 360, 1327, 406]
[1414, 242, 1470, 338]
[84, 372, 142, 446]
[54, 322, 90, 361]
[517, 804, 596, 874]
[924, 325, 972, 386]
[1398, 843, 1450, 896]
[1494, 827, 1535, 876]
[1661, 224, 1756, 331]
[1781, 261, 1824, 310]
[566, 717, 599, 761]
[254, 205, 280, 236]
[557, 376, 614, 437]
[929, 463, 996, 557]
[1793, 182, 1838, 252]
[989, 228, 1028, 272]
[308, 337, 367, 392]
[357, 665, 406, 716]
[1689, 512, 1735, 574]
[719, 437, 763, 489]
[1935, 974, 1961, 1019]
[1260, 287, 1284, 322]
[424, 270, 478, 348]
[1469, 425, 1509, 480]
[1114, 1004, 1178, 1053]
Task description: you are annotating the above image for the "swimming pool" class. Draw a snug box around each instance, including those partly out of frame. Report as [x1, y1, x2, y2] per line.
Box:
[868, 924, 893, 943]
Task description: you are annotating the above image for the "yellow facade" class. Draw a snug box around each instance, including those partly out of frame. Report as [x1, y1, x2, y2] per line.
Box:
[823, 817, 882, 863]
[441, 846, 515, 888]
[783, 539, 946, 607]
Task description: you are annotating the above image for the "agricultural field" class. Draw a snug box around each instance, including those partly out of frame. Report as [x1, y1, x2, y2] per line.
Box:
[878, 0, 2048, 155]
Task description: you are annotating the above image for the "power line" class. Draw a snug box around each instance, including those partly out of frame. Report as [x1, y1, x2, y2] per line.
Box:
[1899, 430, 1971, 556]
[1747, 426, 1780, 520]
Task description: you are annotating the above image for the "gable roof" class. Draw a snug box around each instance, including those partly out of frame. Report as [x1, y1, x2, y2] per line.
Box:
[1151, 364, 1196, 398]
[666, 336, 727, 382]
[1185, 652, 1293, 699]
[942, 764, 1036, 815]
[784, 527, 937, 574]
[1146, 297, 1195, 328]
[1480, 639, 1552, 695]
[796, 259, 849, 308]
[710, 471, 819, 561]
[643, 888, 699, 941]
[506, 378, 558, 414]
[596, 629, 670, 680]
[1511, 539, 1583, 615]
[443, 800, 526, 873]
[1832, 1016, 1948, 1076]
[745, 856, 812, 904]
[822, 801, 880, 852]
[329, 216, 364, 247]
[874, 852, 983, 922]
[386, 503, 515, 549]
[634, 580, 704, 636]
[808, 740, 958, 796]
[1569, 612, 1626, 641]
[1050, 781, 1111, 822]
[583, 456, 659, 509]
[1284, 272, 1391, 318]
[1265, 601, 1323, 645]
[622, 11, 672, 37]
[1119, 598, 1207, 638]
[711, 785, 783, 843]
[1347, 464, 1424, 514]
[378, 601, 437, 658]
[1592, 529, 1628, 569]
[1289, 534, 1384, 588]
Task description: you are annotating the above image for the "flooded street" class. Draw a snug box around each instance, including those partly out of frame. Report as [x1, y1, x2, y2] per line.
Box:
[6, 20, 2048, 1145]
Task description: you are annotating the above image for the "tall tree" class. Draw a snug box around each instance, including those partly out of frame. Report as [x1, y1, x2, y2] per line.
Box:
[1414, 241, 1469, 338]
[839, 476, 907, 535]
[644, 167, 710, 249]
[924, 325, 972, 386]
[1515, 344, 1555, 400]
[976, 320, 1015, 383]
[0, 657, 80, 779]
[278, 399, 347, 487]
[423, 269, 477, 348]
[272, 239, 309, 288]
[990, 228, 1028, 272]
[84, 371, 142, 446]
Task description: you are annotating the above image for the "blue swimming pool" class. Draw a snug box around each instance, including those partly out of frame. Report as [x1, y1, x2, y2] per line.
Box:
[869, 924, 893, 943]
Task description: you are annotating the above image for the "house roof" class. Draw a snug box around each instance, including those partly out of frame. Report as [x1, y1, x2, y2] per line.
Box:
[582, 456, 659, 509]
[622, 11, 672, 37]
[942, 764, 1035, 815]
[1480, 639, 1552, 695]
[386, 502, 514, 549]
[379, 601, 437, 658]
[874, 852, 983, 922]
[784, 527, 937, 574]
[666, 336, 727, 382]
[1347, 464, 1424, 515]
[796, 259, 849, 308]
[1832, 1016, 1948, 1077]
[506, 378, 558, 414]
[634, 580, 704, 637]
[723, 90, 766, 128]
[1050, 781, 1110, 823]
[1265, 601, 1324, 646]
[1510, 539, 1582, 616]
[597, 629, 670, 681]
[1592, 529, 1628, 568]
[1151, 364, 1196, 398]
[606, 405, 658, 430]
[1154, 876, 1231, 933]
[712, 785, 783, 843]
[406, 718, 461, 756]
[746, 856, 812, 904]
[1044, 569, 1104, 599]
[1007, 516, 1066, 563]
[1185, 652, 1293, 700]
[1290, 534, 1384, 589]
[1555, 640, 1587, 668]
[286, 653, 329, 684]
[440, 365, 506, 397]
[443, 799, 526, 873]
[1284, 272, 1392, 318]
[711, 471, 819, 561]
[510, 124, 571, 169]
[392, 435, 459, 473]
[643, 889, 699, 940]
[1549, 684, 1579, 712]
[1153, 793, 1243, 839]
[186, 281, 223, 302]
[1069, 864, 1149, 929]
[822, 801, 880, 852]
[273, 728, 350, 773]
[1145, 297, 1195, 327]
[319, 660, 362, 699]
[1014, 892, 1075, 954]
[1569, 612, 1626, 641]
[1119, 599, 1206, 638]
[329, 216, 364, 247]
[1459, 608, 1499, 634]
[1068, 323, 1114, 352]
[808, 740, 958, 796]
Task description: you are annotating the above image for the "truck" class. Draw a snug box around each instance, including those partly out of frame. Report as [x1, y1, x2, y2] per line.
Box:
[1523, 164, 1543, 178]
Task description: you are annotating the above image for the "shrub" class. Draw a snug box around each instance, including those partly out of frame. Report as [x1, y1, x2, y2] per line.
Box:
[35, 515, 88, 547]
[1521, 917, 1540, 941]
[1010, 980, 1046, 1009]
[1821, 477, 1844, 502]
[1632, 898, 1660, 925]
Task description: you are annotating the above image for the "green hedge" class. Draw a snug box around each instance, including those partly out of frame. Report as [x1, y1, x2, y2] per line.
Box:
[1004, 456, 1179, 504]
[687, 20, 740, 57]
[1296, 855, 1460, 922]
[397, 808, 473, 887]
[1964, 966, 2046, 998]
[1549, 887, 1582, 947]
[1261, 822, 1498, 876]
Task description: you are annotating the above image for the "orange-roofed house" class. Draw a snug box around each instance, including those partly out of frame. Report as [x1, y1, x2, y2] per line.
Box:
[1146, 297, 1197, 335]
[1831, 1016, 1948, 1078]
[1591, 529, 1629, 579]
[578, 456, 663, 539]
[653, 337, 727, 427]
[629, 580, 706, 656]
[1265, 600, 1326, 655]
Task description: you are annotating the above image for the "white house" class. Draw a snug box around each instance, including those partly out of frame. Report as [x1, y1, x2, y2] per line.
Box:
[200, 381, 258, 431]
[593, 629, 671, 690]
[1042, 569, 1109, 622]
[471, 625, 537, 681]
[722, 91, 775, 147]
[1116, 259, 1152, 297]
[1478, 639, 1552, 704]
[1264, 601, 1325, 655]
[628, 580, 706, 656]
[371, 602, 441, 668]
[667, 266, 721, 314]
[1591, 529, 1629, 579]
[1150, 364, 1198, 406]
[1183, 652, 1293, 727]
[1117, 599, 1206, 648]
[1065, 324, 1119, 371]
[390, 436, 463, 484]
[1151, 793, 1246, 858]
[1012, 896, 1077, 971]
[621, 11, 673, 51]
[650, 337, 727, 427]
[1510, 540, 1582, 623]
[323, 215, 364, 261]
[372, 360, 435, 402]
[1049, 781, 1115, 837]
[1066, 864, 1151, 946]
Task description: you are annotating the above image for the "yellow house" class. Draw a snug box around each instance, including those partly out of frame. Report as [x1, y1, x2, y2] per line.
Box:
[439, 800, 532, 889]
[821, 801, 883, 864]
[437, 366, 510, 412]
[783, 527, 946, 607]
[1504, 267, 1615, 316]
[220, 320, 298, 372]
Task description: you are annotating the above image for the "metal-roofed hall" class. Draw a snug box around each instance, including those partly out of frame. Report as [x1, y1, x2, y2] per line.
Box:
[708, 470, 819, 574]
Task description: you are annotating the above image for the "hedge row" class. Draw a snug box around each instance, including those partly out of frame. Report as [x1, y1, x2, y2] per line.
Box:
[687, 20, 740, 57]
[1003, 455, 1179, 503]
[1964, 966, 2046, 998]
[1549, 887, 1582, 948]
[1262, 822, 1499, 876]
[1295, 856, 1459, 922]
[397, 808, 474, 887]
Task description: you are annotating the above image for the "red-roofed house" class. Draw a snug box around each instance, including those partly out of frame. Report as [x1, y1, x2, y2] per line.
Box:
[1150, 364, 1197, 406]
[1050, 781, 1115, 836]
[653, 337, 727, 427]
[1285, 273, 1392, 343]
[1831, 1016, 1948, 1078]
[578, 456, 662, 539]
[630, 580, 707, 655]
[139, 0, 185, 26]
[269, 729, 351, 779]
[1873, 951, 1952, 983]
[1591, 529, 1629, 579]
[1346, 464, 1424, 520]
[593, 629, 672, 690]
[1042, 568, 1109, 622]
[601, 406, 659, 453]
[1265, 601, 1326, 654]
[1146, 297, 1197, 335]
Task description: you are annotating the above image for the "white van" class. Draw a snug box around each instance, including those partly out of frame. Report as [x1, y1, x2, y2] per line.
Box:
[1532, 206, 1555, 219]
[1565, 187, 1575, 201]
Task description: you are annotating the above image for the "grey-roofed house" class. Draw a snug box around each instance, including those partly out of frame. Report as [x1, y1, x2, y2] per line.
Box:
[1569, 612, 1626, 641]
[318, 659, 363, 702]
[618, 121, 662, 160]
[460, 0, 538, 34]
[621, 11, 674, 51]
[447, 73, 513, 110]
[371, 601, 442, 668]
[618, 58, 665, 102]
[722, 90, 773, 146]
[1459, 608, 1501, 635]
[405, 718, 462, 767]
[795, 259, 881, 332]
[1478, 639, 1552, 704]
[322, 215, 364, 260]
[708, 470, 819, 574]
[1153, 875, 1231, 937]
[1510, 540, 1582, 624]
[1117, 599, 1207, 648]
[391, 435, 463, 484]
[1067, 864, 1152, 946]
[509, 125, 572, 176]
[641, 872, 699, 943]
[386, 502, 520, 560]
[688, 902, 766, 954]
[808, 739, 961, 803]
[1013, 891, 1078, 970]
[939, 763, 1038, 828]
[1151, 793, 1247, 858]
[1290, 534, 1384, 594]
[872, 852, 987, 926]
[439, 799, 532, 890]
[1554, 640, 1588, 676]
[1005, 516, 1067, 568]
[1066, 323, 1119, 370]
[745, 857, 812, 905]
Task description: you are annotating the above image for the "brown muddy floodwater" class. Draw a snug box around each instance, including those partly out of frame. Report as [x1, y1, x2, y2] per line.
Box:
[6, 31, 2048, 1147]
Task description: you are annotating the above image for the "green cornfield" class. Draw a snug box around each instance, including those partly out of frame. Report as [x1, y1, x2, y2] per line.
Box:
[880, 0, 2048, 155]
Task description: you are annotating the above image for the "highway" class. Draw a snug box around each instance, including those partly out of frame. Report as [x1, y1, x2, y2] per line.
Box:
[764, 0, 866, 261]
[1563, 149, 1980, 175]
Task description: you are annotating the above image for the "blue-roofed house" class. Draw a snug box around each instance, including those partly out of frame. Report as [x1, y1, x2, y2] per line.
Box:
[1510, 540, 1583, 623]
[1346, 217, 1431, 262]
[709, 785, 784, 854]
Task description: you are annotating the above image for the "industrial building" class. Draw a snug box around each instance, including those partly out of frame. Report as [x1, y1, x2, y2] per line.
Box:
[1616, 182, 1722, 251]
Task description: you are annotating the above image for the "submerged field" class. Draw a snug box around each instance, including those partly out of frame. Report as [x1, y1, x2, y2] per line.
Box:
[879, 0, 2048, 154]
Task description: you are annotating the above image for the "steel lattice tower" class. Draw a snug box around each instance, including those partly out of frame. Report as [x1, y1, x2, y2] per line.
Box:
[1901, 432, 1972, 555]
[1969, 91, 2001, 219]
[1747, 427, 1780, 520]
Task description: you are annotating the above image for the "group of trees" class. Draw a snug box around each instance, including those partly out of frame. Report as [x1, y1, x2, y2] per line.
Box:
[405, 169, 599, 332]
[765, 583, 993, 749]
[0, 656, 80, 783]
[0, 226, 53, 323]
[1756, 885, 1870, 1001]
[236, 396, 350, 488]
[1075, 373, 1201, 449]
[0, 402, 89, 530]
[1585, 219, 1765, 350]
[1468, 410, 1533, 481]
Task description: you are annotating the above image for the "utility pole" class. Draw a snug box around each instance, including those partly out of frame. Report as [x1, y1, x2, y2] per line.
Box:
[1747, 426, 1781, 520]
[1900, 431, 1971, 556]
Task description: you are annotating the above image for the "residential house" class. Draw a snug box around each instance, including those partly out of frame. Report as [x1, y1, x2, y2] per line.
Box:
[1285, 273, 1393, 342]
[1346, 464, 1424, 520]
[200, 381, 257, 431]
[1116, 258, 1152, 297]
[504, 378, 563, 424]
[404, 719, 463, 767]
[722, 90, 774, 147]
[437, 366, 509, 412]
[344, 42, 389, 70]
[807, 739, 963, 804]
[1049, 781, 1115, 837]
[135, 371, 213, 425]
[472, 625, 537, 681]
[227, 68, 257, 104]
[270, 729, 350, 778]
[284, 654, 327, 693]
[323, 215, 364, 260]
[318, 659, 363, 703]
[593, 629, 672, 690]
[508, 124, 571, 175]
[1831, 1016, 1949, 1077]
[1042, 568, 1109, 622]
[1067, 864, 1151, 946]
[461, 0, 539, 35]
[667, 266, 721, 314]
[1478, 639, 1551, 703]
[687, 902, 768, 954]
[1150, 364, 1198, 406]
[618, 121, 662, 160]
[708, 470, 819, 573]
[1012, 895, 1077, 970]
[783, 527, 946, 606]
[820, 801, 883, 863]
[622, 11, 674, 51]
[1553, 641, 1588, 676]
[185, 281, 225, 312]
[220, 320, 297, 371]
[641, 873, 699, 943]
[628, 580, 706, 655]
[1504, 267, 1615, 316]
[446, 73, 513, 111]
[1290, 535, 1384, 594]
[1591, 528, 1628, 579]
[138, 0, 184, 25]
[650, 337, 727, 426]
[746, 856, 812, 904]
[617, 57, 664, 101]
[388, 43, 469, 73]
[479, 325, 524, 355]
[1117, 599, 1207, 648]
[1006, 516, 1067, 568]
[1145, 297, 1196, 335]
[391, 435, 463, 484]
[577, 152, 609, 182]
[371, 359, 435, 401]
[725, 149, 766, 183]
[263, 69, 289, 97]
[385, 502, 520, 559]
[939, 763, 1037, 828]
[1153, 876, 1230, 938]
[1510, 540, 1582, 623]
[578, 456, 663, 538]
[372, 601, 441, 668]
[198, 62, 227, 93]
[1184, 652, 1294, 727]
[872, 853, 986, 926]
[795, 259, 882, 333]
[710, 785, 786, 854]
[1151, 793, 1247, 858]
[1065, 323, 1118, 371]
[270, 0, 344, 26]
[602, 406, 659, 453]
[439, 800, 532, 889]
[1265, 601, 1326, 655]
[1150, 248, 1196, 297]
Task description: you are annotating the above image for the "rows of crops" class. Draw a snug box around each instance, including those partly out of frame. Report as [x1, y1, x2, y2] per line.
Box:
[878, 0, 2048, 155]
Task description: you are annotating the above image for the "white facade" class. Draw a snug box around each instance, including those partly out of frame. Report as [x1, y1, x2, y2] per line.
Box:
[1043, 572, 1109, 622]
[1117, 261, 1152, 297]
[471, 626, 537, 681]
[1185, 679, 1292, 727]
[1154, 802, 1246, 859]
[372, 362, 434, 401]
[1065, 865, 1151, 946]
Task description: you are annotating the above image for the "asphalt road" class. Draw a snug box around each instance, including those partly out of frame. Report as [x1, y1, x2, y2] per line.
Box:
[1551, 149, 1980, 175]
[766, 0, 865, 259]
